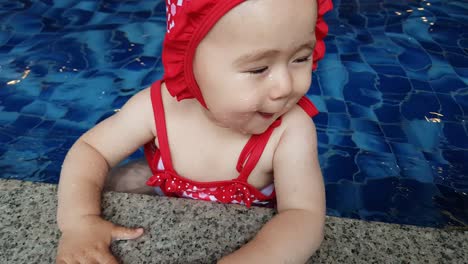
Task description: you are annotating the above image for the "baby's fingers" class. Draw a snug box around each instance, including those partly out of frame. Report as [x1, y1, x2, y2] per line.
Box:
[111, 225, 144, 241]
[57, 248, 119, 264]
[92, 249, 120, 264]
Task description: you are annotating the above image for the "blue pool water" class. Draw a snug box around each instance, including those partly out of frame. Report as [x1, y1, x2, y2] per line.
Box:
[0, 0, 467, 228]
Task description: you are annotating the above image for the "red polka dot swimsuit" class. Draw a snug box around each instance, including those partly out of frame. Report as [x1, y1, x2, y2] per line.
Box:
[144, 80, 319, 207]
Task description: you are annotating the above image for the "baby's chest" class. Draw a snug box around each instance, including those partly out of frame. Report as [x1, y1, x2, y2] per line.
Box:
[162, 129, 276, 189]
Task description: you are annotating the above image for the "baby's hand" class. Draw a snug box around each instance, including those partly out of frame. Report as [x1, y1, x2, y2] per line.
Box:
[56, 215, 144, 264]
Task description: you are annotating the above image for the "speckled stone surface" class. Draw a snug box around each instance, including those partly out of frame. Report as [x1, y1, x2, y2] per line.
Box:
[1, 179, 467, 264]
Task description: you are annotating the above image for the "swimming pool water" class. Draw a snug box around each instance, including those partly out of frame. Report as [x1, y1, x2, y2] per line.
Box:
[0, 0, 467, 228]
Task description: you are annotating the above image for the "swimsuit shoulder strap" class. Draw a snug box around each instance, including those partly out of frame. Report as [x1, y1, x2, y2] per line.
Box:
[235, 119, 282, 182]
[297, 96, 319, 117]
[149, 80, 175, 171]
[235, 96, 318, 182]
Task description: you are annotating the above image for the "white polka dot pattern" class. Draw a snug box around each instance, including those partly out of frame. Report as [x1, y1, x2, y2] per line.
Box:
[166, 0, 185, 33]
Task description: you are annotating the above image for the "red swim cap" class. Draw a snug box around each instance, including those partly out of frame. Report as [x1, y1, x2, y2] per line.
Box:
[162, 0, 333, 107]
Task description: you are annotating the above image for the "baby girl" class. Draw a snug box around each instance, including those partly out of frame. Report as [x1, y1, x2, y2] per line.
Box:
[56, 0, 332, 263]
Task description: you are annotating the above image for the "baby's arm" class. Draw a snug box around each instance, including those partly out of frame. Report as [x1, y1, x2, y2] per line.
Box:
[56, 88, 155, 263]
[219, 109, 325, 264]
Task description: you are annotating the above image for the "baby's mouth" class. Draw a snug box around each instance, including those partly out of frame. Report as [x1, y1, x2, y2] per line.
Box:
[257, 111, 275, 119]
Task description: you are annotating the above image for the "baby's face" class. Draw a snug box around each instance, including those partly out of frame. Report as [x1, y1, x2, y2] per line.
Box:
[193, 0, 318, 134]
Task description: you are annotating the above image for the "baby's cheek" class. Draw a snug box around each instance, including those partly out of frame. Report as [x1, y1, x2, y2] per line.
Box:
[294, 84, 309, 98]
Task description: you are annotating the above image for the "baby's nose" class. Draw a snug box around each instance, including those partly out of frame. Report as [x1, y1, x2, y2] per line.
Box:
[269, 71, 293, 100]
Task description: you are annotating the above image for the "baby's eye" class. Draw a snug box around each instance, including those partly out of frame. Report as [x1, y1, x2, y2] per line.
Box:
[247, 66, 268, 75]
[294, 56, 312, 63]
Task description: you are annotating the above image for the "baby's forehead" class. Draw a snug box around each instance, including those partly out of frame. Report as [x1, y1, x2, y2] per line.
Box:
[203, 1, 317, 51]
[209, 0, 317, 36]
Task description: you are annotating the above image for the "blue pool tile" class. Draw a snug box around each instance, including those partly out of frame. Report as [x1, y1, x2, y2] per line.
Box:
[309, 76, 322, 96]
[446, 51, 468, 68]
[51, 120, 88, 137]
[316, 130, 329, 145]
[453, 89, 468, 113]
[390, 179, 444, 226]
[375, 103, 403, 123]
[434, 185, 468, 226]
[381, 94, 407, 104]
[98, 1, 120, 13]
[30, 120, 56, 137]
[323, 146, 359, 183]
[380, 124, 408, 142]
[453, 67, 468, 79]
[401, 91, 441, 121]
[436, 93, 464, 122]
[0, 29, 12, 47]
[0, 44, 14, 53]
[402, 119, 444, 152]
[342, 60, 375, 73]
[430, 19, 464, 47]
[422, 150, 449, 165]
[0, 111, 19, 126]
[442, 150, 468, 174]
[325, 98, 347, 113]
[319, 66, 347, 99]
[354, 151, 400, 182]
[377, 75, 412, 94]
[360, 87, 382, 102]
[430, 73, 467, 94]
[350, 119, 383, 135]
[385, 22, 403, 34]
[308, 95, 326, 113]
[327, 113, 351, 131]
[410, 79, 433, 92]
[9, 13, 44, 33]
[326, 131, 357, 148]
[356, 30, 374, 45]
[21, 101, 67, 120]
[325, 180, 362, 217]
[72, 1, 99, 12]
[313, 112, 328, 128]
[359, 177, 444, 225]
[371, 65, 406, 76]
[419, 40, 444, 53]
[346, 102, 378, 121]
[344, 72, 382, 107]
[0, 129, 15, 144]
[397, 156, 435, 183]
[10, 115, 43, 132]
[3, 94, 34, 112]
[111, 95, 132, 108]
[63, 106, 93, 123]
[360, 45, 401, 65]
[360, 177, 399, 212]
[443, 122, 468, 149]
[391, 142, 425, 160]
[123, 56, 157, 71]
[352, 131, 392, 153]
[340, 53, 363, 62]
[336, 36, 359, 54]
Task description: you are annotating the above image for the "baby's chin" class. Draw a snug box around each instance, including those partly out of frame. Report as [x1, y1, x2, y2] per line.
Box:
[236, 120, 276, 135]
[212, 120, 268, 135]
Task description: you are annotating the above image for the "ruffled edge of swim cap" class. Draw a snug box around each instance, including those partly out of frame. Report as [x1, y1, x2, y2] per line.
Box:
[313, 0, 333, 70]
[162, 0, 333, 107]
[162, 0, 245, 107]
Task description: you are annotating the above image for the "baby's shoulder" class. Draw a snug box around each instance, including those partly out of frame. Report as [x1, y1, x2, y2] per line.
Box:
[117, 87, 155, 134]
[121, 87, 152, 115]
[280, 105, 317, 131]
[267, 105, 317, 153]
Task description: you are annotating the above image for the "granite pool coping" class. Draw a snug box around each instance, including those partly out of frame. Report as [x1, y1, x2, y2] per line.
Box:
[0, 179, 466, 264]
